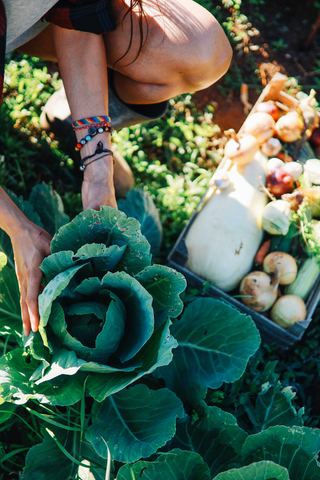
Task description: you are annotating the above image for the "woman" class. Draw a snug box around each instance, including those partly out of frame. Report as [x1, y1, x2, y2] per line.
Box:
[0, 0, 232, 336]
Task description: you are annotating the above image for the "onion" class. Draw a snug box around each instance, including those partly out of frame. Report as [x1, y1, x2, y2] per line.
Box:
[275, 111, 304, 143]
[283, 162, 303, 181]
[266, 168, 295, 197]
[261, 137, 282, 157]
[243, 112, 275, 144]
[304, 159, 320, 184]
[281, 191, 304, 211]
[239, 270, 280, 312]
[224, 133, 259, 166]
[266, 157, 285, 176]
[263, 252, 297, 285]
[256, 101, 280, 121]
[270, 295, 307, 328]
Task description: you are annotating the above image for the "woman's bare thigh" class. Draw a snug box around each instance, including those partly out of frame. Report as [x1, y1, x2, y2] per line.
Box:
[104, 0, 222, 86]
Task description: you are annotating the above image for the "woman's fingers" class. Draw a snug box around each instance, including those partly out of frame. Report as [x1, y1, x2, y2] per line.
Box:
[26, 270, 43, 333]
[10, 224, 52, 337]
[20, 286, 31, 337]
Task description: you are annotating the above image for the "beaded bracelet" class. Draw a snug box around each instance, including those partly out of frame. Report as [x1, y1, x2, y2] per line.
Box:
[72, 115, 111, 129]
[80, 141, 113, 171]
[75, 125, 114, 151]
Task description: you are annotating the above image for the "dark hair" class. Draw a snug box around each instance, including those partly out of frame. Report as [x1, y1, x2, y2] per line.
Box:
[114, 0, 148, 67]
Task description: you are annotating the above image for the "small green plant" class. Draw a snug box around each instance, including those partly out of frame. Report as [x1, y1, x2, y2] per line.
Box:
[271, 39, 289, 52]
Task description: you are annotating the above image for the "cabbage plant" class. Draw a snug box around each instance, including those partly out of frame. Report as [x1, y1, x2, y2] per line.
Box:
[0, 206, 186, 405]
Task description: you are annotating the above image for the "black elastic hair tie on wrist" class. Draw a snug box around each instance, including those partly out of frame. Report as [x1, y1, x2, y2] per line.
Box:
[80, 141, 114, 171]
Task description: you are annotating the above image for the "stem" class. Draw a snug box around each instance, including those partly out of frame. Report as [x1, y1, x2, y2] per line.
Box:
[305, 13, 320, 49]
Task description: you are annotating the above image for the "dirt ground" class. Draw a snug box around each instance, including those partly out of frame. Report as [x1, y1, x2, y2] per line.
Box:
[194, 0, 320, 132]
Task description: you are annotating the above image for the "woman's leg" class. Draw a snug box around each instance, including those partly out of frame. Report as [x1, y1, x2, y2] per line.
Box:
[18, 0, 232, 104]
[104, 0, 232, 104]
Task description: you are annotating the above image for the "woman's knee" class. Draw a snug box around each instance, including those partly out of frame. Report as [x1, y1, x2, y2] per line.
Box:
[107, 0, 232, 99]
[176, 7, 233, 91]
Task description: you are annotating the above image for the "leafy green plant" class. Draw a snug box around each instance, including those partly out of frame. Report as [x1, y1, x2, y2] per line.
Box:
[271, 39, 289, 52]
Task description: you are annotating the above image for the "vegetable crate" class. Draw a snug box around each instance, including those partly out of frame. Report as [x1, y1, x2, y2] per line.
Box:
[167, 73, 320, 350]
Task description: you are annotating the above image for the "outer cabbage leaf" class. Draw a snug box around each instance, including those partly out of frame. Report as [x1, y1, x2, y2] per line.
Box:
[173, 404, 247, 477]
[116, 449, 211, 480]
[241, 425, 320, 480]
[213, 461, 289, 480]
[0, 403, 16, 423]
[86, 384, 184, 463]
[0, 265, 23, 341]
[135, 265, 186, 328]
[242, 382, 304, 433]
[21, 427, 109, 480]
[154, 298, 261, 405]
[118, 189, 163, 255]
[39, 263, 88, 347]
[28, 183, 69, 237]
[50, 207, 152, 275]
[40, 244, 127, 280]
[0, 348, 84, 406]
[21, 426, 78, 480]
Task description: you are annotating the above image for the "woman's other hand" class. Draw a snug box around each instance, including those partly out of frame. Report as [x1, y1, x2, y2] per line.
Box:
[11, 224, 52, 337]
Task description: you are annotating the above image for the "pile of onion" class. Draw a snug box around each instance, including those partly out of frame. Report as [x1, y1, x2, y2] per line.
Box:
[243, 112, 275, 145]
[256, 101, 280, 121]
[224, 132, 259, 166]
[275, 111, 303, 143]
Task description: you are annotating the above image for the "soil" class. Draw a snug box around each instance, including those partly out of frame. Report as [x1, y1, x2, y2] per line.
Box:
[193, 0, 320, 133]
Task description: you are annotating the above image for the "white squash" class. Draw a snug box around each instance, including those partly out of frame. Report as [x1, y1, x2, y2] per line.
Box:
[185, 151, 268, 292]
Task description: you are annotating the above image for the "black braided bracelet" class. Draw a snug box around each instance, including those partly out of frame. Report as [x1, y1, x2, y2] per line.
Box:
[80, 152, 114, 171]
[80, 141, 114, 171]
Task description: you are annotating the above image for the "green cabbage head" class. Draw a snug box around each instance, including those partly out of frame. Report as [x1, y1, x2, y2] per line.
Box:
[27, 207, 186, 403]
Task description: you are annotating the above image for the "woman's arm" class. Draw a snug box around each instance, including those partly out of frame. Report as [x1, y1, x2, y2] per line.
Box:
[52, 25, 117, 210]
[0, 188, 51, 336]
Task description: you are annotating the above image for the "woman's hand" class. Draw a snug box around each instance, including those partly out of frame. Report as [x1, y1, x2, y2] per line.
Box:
[81, 154, 117, 210]
[11, 224, 52, 336]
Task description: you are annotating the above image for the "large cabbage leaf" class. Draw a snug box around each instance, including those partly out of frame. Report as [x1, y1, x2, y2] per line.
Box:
[241, 425, 320, 480]
[86, 384, 185, 463]
[116, 449, 211, 480]
[213, 461, 289, 480]
[173, 403, 247, 477]
[154, 297, 261, 405]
